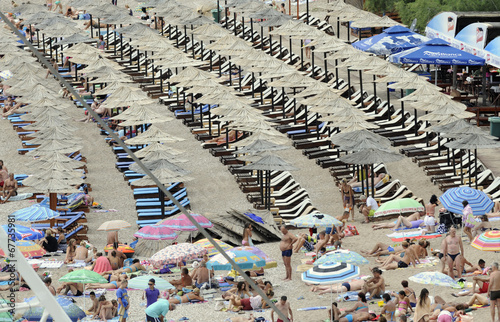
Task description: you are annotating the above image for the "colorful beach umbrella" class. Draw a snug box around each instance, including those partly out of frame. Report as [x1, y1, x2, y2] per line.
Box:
[353, 25, 428, 55]
[1, 224, 44, 241]
[134, 225, 178, 240]
[409, 271, 459, 288]
[23, 296, 86, 322]
[97, 220, 131, 232]
[314, 250, 369, 266]
[374, 198, 425, 217]
[159, 213, 213, 231]
[439, 187, 494, 216]
[302, 262, 359, 285]
[127, 275, 176, 291]
[151, 243, 207, 268]
[207, 249, 266, 270]
[10, 204, 60, 222]
[230, 246, 277, 269]
[0, 240, 46, 258]
[290, 212, 342, 228]
[194, 238, 232, 257]
[472, 230, 500, 251]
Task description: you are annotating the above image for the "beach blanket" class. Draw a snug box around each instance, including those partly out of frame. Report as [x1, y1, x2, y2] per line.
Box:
[1, 193, 33, 201]
[39, 260, 64, 269]
[297, 306, 327, 311]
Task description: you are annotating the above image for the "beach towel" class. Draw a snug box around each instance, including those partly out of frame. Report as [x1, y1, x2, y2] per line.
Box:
[0, 193, 33, 201]
[39, 260, 64, 269]
[93, 256, 112, 274]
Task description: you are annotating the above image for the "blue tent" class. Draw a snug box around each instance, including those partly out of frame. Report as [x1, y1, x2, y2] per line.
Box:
[353, 25, 429, 55]
[389, 38, 485, 65]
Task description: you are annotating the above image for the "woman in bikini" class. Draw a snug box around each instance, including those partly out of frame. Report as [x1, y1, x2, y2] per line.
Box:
[340, 179, 354, 220]
[44, 277, 56, 296]
[377, 241, 419, 270]
[64, 239, 77, 264]
[472, 215, 491, 238]
[310, 279, 366, 295]
[361, 241, 404, 257]
[393, 290, 412, 317]
[401, 280, 417, 307]
[115, 259, 145, 274]
[372, 213, 425, 230]
[168, 288, 205, 304]
[380, 293, 396, 321]
[222, 281, 252, 299]
[242, 223, 252, 246]
[86, 273, 129, 290]
[341, 292, 369, 318]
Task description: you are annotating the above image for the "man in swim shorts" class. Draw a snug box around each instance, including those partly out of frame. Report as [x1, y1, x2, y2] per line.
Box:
[280, 226, 297, 281]
[489, 262, 500, 322]
[359, 195, 378, 223]
[271, 295, 293, 322]
[442, 227, 464, 279]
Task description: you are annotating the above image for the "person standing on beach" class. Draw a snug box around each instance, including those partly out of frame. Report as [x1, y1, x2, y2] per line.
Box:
[242, 224, 253, 246]
[143, 278, 159, 307]
[462, 201, 475, 242]
[280, 226, 297, 281]
[271, 295, 293, 322]
[107, 231, 119, 245]
[145, 299, 176, 322]
[489, 262, 500, 322]
[116, 280, 129, 322]
[442, 227, 464, 279]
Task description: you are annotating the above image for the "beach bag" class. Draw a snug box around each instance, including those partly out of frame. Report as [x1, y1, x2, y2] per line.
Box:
[347, 225, 359, 235]
[344, 229, 354, 237]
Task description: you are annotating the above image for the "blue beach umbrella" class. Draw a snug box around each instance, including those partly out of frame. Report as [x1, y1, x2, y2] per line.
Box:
[409, 271, 459, 288]
[1, 224, 44, 241]
[353, 25, 428, 55]
[207, 250, 266, 271]
[302, 262, 359, 285]
[290, 212, 342, 228]
[314, 250, 369, 266]
[439, 187, 494, 216]
[23, 296, 86, 321]
[389, 38, 485, 66]
[10, 204, 60, 222]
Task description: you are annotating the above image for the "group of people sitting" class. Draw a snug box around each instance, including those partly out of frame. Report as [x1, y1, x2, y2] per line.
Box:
[293, 223, 346, 255]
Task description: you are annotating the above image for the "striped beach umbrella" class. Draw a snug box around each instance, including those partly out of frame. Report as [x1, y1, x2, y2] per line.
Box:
[151, 243, 207, 268]
[302, 262, 359, 285]
[1, 224, 44, 241]
[439, 187, 494, 216]
[0, 240, 46, 258]
[194, 238, 232, 257]
[231, 246, 277, 269]
[134, 225, 178, 240]
[472, 230, 500, 251]
[207, 250, 266, 271]
[374, 198, 424, 217]
[409, 271, 459, 288]
[10, 204, 60, 222]
[159, 213, 213, 231]
[314, 250, 369, 266]
[290, 212, 342, 228]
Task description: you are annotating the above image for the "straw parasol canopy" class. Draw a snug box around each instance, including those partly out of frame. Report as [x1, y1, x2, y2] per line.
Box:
[133, 141, 184, 158]
[131, 169, 194, 187]
[340, 148, 403, 165]
[125, 125, 185, 145]
[111, 104, 173, 126]
[419, 103, 474, 121]
[445, 133, 500, 150]
[129, 159, 190, 176]
[239, 154, 298, 171]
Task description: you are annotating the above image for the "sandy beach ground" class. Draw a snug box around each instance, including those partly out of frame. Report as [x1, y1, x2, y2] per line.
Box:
[0, 0, 498, 321]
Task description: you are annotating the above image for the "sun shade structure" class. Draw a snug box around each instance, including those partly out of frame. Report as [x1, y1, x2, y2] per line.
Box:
[194, 238, 233, 257]
[374, 198, 425, 217]
[290, 212, 342, 228]
[158, 213, 213, 231]
[127, 275, 175, 290]
[150, 243, 207, 268]
[1, 225, 44, 241]
[11, 204, 60, 222]
[471, 231, 500, 251]
[207, 249, 266, 270]
[409, 272, 459, 288]
[97, 220, 131, 232]
[439, 187, 494, 216]
[302, 262, 359, 284]
[314, 250, 369, 266]
[134, 225, 178, 240]
[0, 240, 46, 258]
[339, 148, 403, 165]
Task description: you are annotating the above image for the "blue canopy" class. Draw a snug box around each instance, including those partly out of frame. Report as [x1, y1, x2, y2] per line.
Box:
[353, 25, 429, 55]
[1, 224, 44, 241]
[389, 38, 485, 65]
[10, 204, 60, 222]
[439, 187, 494, 216]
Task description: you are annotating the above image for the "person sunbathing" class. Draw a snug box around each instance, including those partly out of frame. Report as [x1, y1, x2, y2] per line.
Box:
[410, 240, 429, 259]
[377, 241, 419, 270]
[393, 290, 413, 317]
[227, 290, 274, 312]
[362, 268, 385, 298]
[57, 280, 84, 296]
[74, 241, 88, 263]
[487, 201, 500, 217]
[64, 239, 77, 264]
[1, 173, 17, 203]
[222, 281, 252, 300]
[310, 278, 365, 295]
[83, 18, 107, 30]
[330, 302, 375, 322]
[112, 259, 145, 274]
[168, 288, 205, 304]
[472, 215, 491, 238]
[372, 213, 425, 230]
[170, 267, 193, 291]
[86, 273, 132, 290]
[361, 242, 405, 257]
[205, 130, 237, 145]
[293, 233, 317, 253]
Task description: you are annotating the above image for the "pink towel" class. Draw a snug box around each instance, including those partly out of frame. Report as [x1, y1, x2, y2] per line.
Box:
[93, 256, 112, 274]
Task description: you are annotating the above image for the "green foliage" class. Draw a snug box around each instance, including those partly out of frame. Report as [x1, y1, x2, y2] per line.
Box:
[364, 0, 499, 33]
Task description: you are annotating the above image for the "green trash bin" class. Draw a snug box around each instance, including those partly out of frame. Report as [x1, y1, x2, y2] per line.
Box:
[489, 117, 500, 138]
[211, 9, 221, 23]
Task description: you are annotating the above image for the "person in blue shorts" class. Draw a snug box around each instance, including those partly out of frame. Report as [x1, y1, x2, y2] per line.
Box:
[116, 280, 129, 322]
[280, 226, 297, 281]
